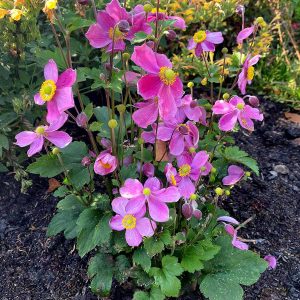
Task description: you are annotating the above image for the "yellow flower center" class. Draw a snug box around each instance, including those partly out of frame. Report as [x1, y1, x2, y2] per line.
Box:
[40, 80, 57, 102]
[109, 27, 124, 41]
[35, 126, 45, 135]
[247, 66, 255, 81]
[170, 174, 177, 186]
[159, 67, 177, 86]
[236, 103, 244, 110]
[99, 161, 111, 169]
[122, 214, 137, 230]
[179, 164, 191, 177]
[193, 30, 207, 43]
[143, 188, 151, 196]
[200, 166, 206, 171]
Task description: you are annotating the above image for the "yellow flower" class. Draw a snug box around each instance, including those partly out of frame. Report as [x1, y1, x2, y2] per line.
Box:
[0, 8, 8, 19]
[14, 0, 25, 6]
[45, 0, 57, 10]
[10, 9, 22, 21]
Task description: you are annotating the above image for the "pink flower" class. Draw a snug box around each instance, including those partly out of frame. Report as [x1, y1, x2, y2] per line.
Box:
[218, 217, 249, 250]
[188, 30, 223, 56]
[212, 96, 263, 131]
[15, 113, 72, 157]
[85, 0, 151, 52]
[142, 163, 155, 177]
[238, 55, 260, 94]
[264, 255, 277, 270]
[237, 26, 254, 44]
[94, 151, 117, 175]
[76, 112, 88, 128]
[109, 197, 156, 247]
[119, 177, 180, 222]
[222, 165, 245, 185]
[177, 94, 207, 125]
[132, 98, 159, 128]
[123, 71, 141, 86]
[157, 115, 199, 156]
[34, 60, 76, 123]
[131, 44, 183, 120]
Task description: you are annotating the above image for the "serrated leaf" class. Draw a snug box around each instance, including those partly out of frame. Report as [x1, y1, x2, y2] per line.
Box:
[133, 248, 151, 272]
[27, 155, 64, 178]
[133, 286, 165, 300]
[181, 239, 220, 273]
[53, 186, 69, 197]
[114, 255, 131, 283]
[159, 230, 172, 246]
[92, 214, 112, 246]
[223, 146, 259, 175]
[149, 255, 183, 297]
[144, 237, 164, 257]
[88, 253, 114, 296]
[56, 194, 84, 210]
[120, 163, 138, 182]
[0, 134, 9, 150]
[200, 236, 268, 300]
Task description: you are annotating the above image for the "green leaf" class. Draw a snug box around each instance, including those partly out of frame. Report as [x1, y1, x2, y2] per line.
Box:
[47, 196, 85, 239]
[0, 134, 9, 150]
[114, 255, 131, 283]
[133, 287, 165, 300]
[27, 155, 64, 178]
[69, 167, 91, 189]
[132, 31, 148, 44]
[94, 106, 110, 138]
[200, 236, 268, 300]
[60, 141, 89, 169]
[159, 230, 172, 246]
[76, 208, 112, 257]
[223, 146, 259, 175]
[149, 255, 183, 297]
[88, 253, 114, 296]
[133, 248, 151, 272]
[0, 162, 8, 172]
[144, 237, 164, 257]
[53, 186, 69, 198]
[89, 121, 102, 132]
[181, 239, 220, 273]
[84, 103, 94, 120]
[120, 163, 138, 182]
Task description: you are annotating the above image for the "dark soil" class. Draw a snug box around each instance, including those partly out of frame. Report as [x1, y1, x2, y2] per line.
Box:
[0, 100, 299, 300]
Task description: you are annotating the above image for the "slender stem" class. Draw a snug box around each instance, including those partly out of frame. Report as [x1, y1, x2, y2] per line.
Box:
[50, 23, 68, 67]
[90, 0, 97, 20]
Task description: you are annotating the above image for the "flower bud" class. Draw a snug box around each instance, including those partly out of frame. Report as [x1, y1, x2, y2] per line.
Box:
[108, 119, 118, 129]
[182, 203, 193, 220]
[256, 17, 264, 24]
[225, 190, 231, 196]
[122, 52, 130, 61]
[190, 193, 197, 201]
[52, 147, 60, 155]
[45, 0, 57, 10]
[211, 167, 217, 173]
[248, 96, 260, 107]
[222, 47, 228, 54]
[78, 0, 89, 5]
[117, 104, 126, 113]
[146, 41, 155, 49]
[138, 137, 144, 145]
[81, 156, 91, 167]
[143, 3, 153, 13]
[245, 171, 251, 177]
[223, 93, 230, 100]
[193, 209, 202, 220]
[236, 5, 245, 15]
[187, 82, 194, 88]
[201, 77, 207, 86]
[118, 20, 130, 33]
[76, 112, 88, 128]
[215, 187, 224, 196]
[166, 30, 177, 41]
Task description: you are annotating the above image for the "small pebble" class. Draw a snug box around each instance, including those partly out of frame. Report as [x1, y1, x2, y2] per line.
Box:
[273, 164, 289, 175]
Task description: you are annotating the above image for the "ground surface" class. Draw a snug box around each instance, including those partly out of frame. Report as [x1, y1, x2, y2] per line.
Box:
[0, 100, 299, 300]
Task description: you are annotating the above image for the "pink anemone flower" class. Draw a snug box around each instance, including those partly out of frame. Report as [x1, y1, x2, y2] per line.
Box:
[212, 96, 263, 131]
[238, 55, 260, 94]
[131, 44, 183, 120]
[177, 94, 207, 125]
[157, 114, 199, 156]
[188, 30, 223, 56]
[237, 26, 254, 44]
[15, 113, 72, 157]
[34, 59, 76, 123]
[217, 216, 249, 250]
[85, 0, 151, 52]
[119, 177, 180, 222]
[222, 165, 245, 185]
[109, 197, 156, 247]
[94, 151, 117, 175]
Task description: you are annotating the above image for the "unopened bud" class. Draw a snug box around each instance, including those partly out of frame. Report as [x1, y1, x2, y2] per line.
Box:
[187, 82, 194, 88]
[76, 112, 88, 128]
[166, 30, 177, 41]
[236, 5, 245, 15]
[245, 171, 251, 177]
[122, 52, 130, 61]
[143, 3, 153, 13]
[211, 167, 217, 173]
[52, 147, 60, 155]
[138, 137, 144, 145]
[117, 104, 126, 113]
[215, 187, 224, 196]
[78, 0, 89, 5]
[222, 47, 228, 54]
[81, 156, 91, 167]
[256, 17, 264, 24]
[248, 96, 260, 107]
[223, 93, 230, 100]
[193, 209, 202, 220]
[118, 20, 130, 33]
[108, 119, 118, 129]
[146, 41, 155, 49]
[201, 77, 207, 86]
[182, 203, 193, 220]
[225, 190, 231, 196]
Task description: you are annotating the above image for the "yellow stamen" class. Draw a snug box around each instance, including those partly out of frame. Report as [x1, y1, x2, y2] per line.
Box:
[143, 188, 151, 196]
[193, 30, 207, 43]
[159, 66, 177, 86]
[170, 174, 177, 186]
[247, 66, 255, 81]
[122, 214, 137, 230]
[179, 164, 191, 177]
[236, 103, 244, 110]
[35, 126, 45, 135]
[40, 80, 57, 102]
[109, 27, 124, 41]
[99, 161, 111, 169]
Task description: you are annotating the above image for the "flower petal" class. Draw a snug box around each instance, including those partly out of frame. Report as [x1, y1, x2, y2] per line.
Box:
[45, 131, 72, 148]
[217, 216, 240, 225]
[206, 31, 224, 44]
[15, 131, 37, 147]
[213, 100, 235, 115]
[154, 186, 180, 203]
[27, 136, 44, 157]
[56, 69, 77, 88]
[120, 178, 143, 198]
[44, 59, 58, 82]
[132, 100, 158, 128]
[34, 93, 45, 105]
[125, 195, 146, 215]
[218, 110, 239, 131]
[109, 215, 124, 231]
[178, 177, 195, 199]
[169, 132, 184, 156]
[136, 217, 156, 237]
[137, 74, 163, 100]
[144, 177, 161, 191]
[85, 23, 111, 48]
[125, 228, 143, 246]
[148, 199, 169, 222]
[54, 87, 75, 113]
[111, 197, 129, 216]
